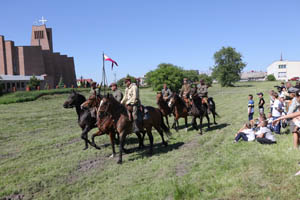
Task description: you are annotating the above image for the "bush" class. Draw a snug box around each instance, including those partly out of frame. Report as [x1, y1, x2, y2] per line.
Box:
[27, 75, 40, 90]
[267, 74, 276, 81]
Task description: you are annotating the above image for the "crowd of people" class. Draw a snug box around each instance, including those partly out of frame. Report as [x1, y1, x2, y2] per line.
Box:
[235, 81, 300, 148]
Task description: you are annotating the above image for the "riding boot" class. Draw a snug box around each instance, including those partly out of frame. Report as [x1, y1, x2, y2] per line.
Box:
[133, 120, 140, 133]
[127, 110, 133, 121]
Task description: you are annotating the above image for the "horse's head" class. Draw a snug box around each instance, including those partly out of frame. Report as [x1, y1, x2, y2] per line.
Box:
[98, 93, 114, 115]
[156, 92, 163, 103]
[80, 94, 100, 110]
[168, 93, 177, 108]
[63, 90, 85, 109]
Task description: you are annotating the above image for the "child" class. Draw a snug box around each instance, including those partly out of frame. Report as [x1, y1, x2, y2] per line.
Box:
[255, 120, 276, 144]
[266, 112, 273, 131]
[257, 92, 265, 114]
[248, 94, 255, 123]
[234, 123, 255, 142]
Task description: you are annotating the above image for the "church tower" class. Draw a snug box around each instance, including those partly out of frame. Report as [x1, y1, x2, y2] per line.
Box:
[30, 24, 53, 52]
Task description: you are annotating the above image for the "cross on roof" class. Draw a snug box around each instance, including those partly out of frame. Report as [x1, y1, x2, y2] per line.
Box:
[39, 16, 47, 25]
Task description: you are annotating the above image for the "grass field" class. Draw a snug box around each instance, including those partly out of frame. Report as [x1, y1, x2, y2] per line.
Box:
[1, 81, 300, 200]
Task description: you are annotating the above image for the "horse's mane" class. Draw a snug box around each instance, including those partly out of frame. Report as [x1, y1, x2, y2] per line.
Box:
[75, 92, 86, 105]
[175, 94, 187, 108]
[106, 94, 127, 115]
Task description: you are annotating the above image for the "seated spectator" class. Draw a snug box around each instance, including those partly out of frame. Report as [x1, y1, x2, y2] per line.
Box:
[234, 123, 255, 142]
[255, 121, 276, 144]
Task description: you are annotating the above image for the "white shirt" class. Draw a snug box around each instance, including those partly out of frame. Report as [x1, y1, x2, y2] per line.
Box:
[272, 99, 282, 117]
[243, 129, 255, 141]
[255, 127, 276, 142]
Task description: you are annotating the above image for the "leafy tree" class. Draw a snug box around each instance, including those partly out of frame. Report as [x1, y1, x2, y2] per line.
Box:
[267, 74, 276, 81]
[211, 47, 246, 87]
[198, 74, 213, 87]
[145, 63, 184, 92]
[58, 76, 64, 88]
[182, 70, 199, 83]
[28, 75, 40, 90]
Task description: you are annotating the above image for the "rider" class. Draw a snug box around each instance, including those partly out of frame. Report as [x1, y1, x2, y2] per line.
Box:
[110, 83, 123, 103]
[197, 79, 210, 113]
[90, 82, 100, 96]
[179, 78, 191, 108]
[121, 78, 141, 133]
[161, 83, 172, 102]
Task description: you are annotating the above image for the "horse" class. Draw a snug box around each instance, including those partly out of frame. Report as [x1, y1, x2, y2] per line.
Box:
[156, 92, 172, 128]
[207, 97, 219, 125]
[168, 93, 189, 132]
[80, 93, 122, 157]
[99, 94, 171, 164]
[63, 90, 97, 150]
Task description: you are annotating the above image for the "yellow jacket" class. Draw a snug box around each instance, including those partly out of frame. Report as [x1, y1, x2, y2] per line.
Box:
[121, 83, 139, 105]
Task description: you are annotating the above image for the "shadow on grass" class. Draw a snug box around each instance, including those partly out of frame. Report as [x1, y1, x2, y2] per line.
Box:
[206, 123, 230, 131]
[127, 142, 185, 161]
[234, 84, 253, 88]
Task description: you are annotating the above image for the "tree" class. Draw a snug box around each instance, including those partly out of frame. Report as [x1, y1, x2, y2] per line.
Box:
[182, 70, 199, 83]
[198, 74, 213, 87]
[58, 76, 64, 88]
[28, 75, 40, 90]
[267, 74, 276, 81]
[145, 63, 184, 92]
[211, 47, 246, 87]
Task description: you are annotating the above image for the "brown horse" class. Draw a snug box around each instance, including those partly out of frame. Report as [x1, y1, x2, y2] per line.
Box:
[99, 94, 171, 164]
[156, 92, 172, 128]
[168, 93, 189, 132]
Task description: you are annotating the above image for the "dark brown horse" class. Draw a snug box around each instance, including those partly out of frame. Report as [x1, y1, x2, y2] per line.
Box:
[99, 94, 171, 164]
[156, 92, 172, 128]
[63, 90, 97, 150]
[80, 94, 122, 157]
[168, 93, 189, 132]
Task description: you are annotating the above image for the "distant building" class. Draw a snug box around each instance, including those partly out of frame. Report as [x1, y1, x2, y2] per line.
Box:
[0, 23, 76, 91]
[0, 75, 45, 92]
[240, 71, 267, 81]
[267, 60, 300, 81]
[77, 78, 93, 87]
[137, 76, 147, 87]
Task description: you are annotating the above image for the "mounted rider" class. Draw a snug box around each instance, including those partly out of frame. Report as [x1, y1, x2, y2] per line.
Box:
[90, 82, 100, 96]
[110, 82, 123, 103]
[179, 78, 191, 108]
[197, 79, 210, 113]
[121, 78, 141, 133]
[161, 83, 172, 102]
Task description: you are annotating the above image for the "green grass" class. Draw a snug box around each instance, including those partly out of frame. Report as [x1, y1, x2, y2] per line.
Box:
[0, 88, 89, 104]
[1, 81, 300, 200]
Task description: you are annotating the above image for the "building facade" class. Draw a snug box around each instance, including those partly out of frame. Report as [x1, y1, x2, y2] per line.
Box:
[0, 24, 76, 91]
[240, 71, 267, 81]
[267, 61, 300, 81]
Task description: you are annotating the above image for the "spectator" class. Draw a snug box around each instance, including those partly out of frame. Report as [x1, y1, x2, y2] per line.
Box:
[248, 94, 255, 123]
[266, 112, 273, 130]
[234, 123, 255, 142]
[257, 92, 265, 114]
[272, 92, 282, 134]
[255, 121, 276, 144]
[269, 90, 275, 113]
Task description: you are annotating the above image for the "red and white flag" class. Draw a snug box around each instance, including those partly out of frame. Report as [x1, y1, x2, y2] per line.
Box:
[104, 54, 118, 69]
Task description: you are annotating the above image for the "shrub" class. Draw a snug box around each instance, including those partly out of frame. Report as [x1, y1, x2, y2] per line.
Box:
[267, 74, 276, 81]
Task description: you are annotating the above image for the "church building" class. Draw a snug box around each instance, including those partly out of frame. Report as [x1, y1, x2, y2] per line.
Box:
[0, 22, 76, 92]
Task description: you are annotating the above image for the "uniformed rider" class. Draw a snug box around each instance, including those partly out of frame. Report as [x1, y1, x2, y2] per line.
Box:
[161, 83, 172, 102]
[110, 83, 123, 103]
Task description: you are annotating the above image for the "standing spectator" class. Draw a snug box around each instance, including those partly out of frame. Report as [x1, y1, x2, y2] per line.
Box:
[257, 92, 265, 114]
[269, 90, 275, 113]
[272, 92, 282, 134]
[248, 94, 255, 122]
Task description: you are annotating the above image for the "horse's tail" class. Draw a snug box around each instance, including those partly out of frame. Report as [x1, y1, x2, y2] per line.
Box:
[159, 110, 172, 137]
[208, 97, 220, 117]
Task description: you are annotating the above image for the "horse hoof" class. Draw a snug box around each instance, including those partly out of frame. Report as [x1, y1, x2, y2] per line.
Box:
[83, 147, 88, 150]
[214, 122, 218, 125]
[163, 142, 168, 147]
[109, 154, 115, 158]
[199, 132, 203, 135]
[185, 128, 188, 132]
[123, 148, 130, 154]
[117, 160, 122, 164]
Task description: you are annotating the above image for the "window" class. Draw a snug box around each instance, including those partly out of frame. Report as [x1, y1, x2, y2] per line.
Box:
[1, 83, 5, 90]
[21, 82, 25, 88]
[34, 31, 44, 39]
[278, 72, 287, 78]
[12, 82, 15, 88]
[17, 82, 20, 88]
[7, 83, 10, 89]
[278, 65, 286, 69]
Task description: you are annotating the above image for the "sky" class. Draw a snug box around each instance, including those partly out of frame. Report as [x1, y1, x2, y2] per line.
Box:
[0, 0, 300, 84]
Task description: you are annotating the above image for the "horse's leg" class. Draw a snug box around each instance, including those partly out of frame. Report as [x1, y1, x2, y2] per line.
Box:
[117, 131, 126, 164]
[154, 125, 168, 146]
[146, 127, 154, 155]
[184, 116, 188, 132]
[135, 131, 145, 149]
[192, 116, 198, 130]
[114, 132, 120, 145]
[165, 115, 170, 129]
[91, 130, 103, 150]
[199, 116, 203, 135]
[213, 109, 217, 125]
[109, 131, 116, 158]
[206, 114, 210, 129]
[81, 126, 92, 150]
[176, 118, 179, 132]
